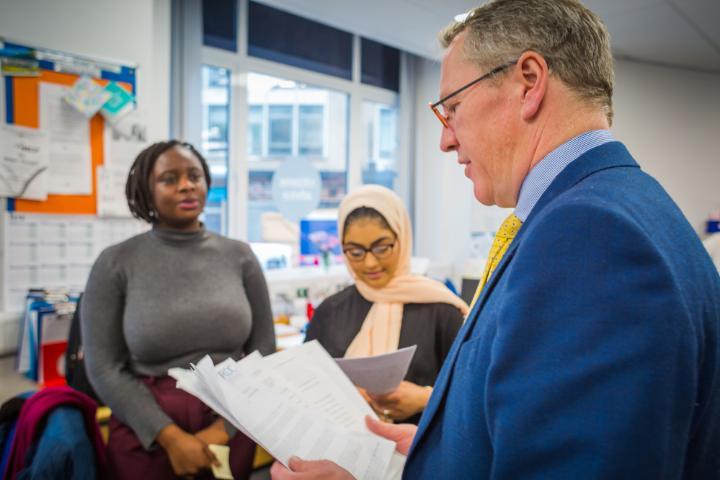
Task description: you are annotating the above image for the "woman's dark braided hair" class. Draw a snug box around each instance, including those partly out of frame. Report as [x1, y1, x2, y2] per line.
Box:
[125, 140, 212, 223]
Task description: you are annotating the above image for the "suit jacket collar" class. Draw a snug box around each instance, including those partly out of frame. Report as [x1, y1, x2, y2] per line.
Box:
[409, 141, 639, 456]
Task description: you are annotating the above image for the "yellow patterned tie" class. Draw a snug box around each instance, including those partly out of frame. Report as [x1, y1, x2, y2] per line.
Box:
[470, 213, 523, 307]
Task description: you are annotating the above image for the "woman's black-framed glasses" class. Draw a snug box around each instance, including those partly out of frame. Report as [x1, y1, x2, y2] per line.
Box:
[429, 60, 517, 128]
[343, 243, 395, 262]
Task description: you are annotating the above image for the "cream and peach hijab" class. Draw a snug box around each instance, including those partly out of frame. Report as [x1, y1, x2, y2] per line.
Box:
[339, 185, 469, 358]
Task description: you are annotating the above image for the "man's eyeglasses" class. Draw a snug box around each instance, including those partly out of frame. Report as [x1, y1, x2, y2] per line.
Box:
[343, 243, 395, 262]
[429, 60, 516, 129]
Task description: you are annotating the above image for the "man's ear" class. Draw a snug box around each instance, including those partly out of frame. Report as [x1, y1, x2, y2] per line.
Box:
[516, 51, 549, 121]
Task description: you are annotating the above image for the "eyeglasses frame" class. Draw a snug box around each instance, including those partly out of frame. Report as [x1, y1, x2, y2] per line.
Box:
[429, 59, 517, 128]
[342, 242, 396, 262]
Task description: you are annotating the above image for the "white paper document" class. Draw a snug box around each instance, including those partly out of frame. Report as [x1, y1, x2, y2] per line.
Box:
[169, 341, 398, 480]
[103, 109, 148, 171]
[335, 346, 417, 395]
[39, 82, 92, 195]
[208, 444, 234, 480]
[0, 124, 49, 199]
[96, 165, 132, 217]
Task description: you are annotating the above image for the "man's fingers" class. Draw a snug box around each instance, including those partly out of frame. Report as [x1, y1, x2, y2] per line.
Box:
[270, 460, 297, 479]
[366, 415, 402, 440]
[287, 456, 304, 470]
[289, 456, 326, 473]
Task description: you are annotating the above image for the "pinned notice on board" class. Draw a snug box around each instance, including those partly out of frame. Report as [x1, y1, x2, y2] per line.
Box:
[1, 57, 40, 77]
[0, 46, 39, 77]
[104, 109, 149, 171]
[40, 82, 93, 195]
[100, 81, 135, 124]
[96, 165, 132, 218]
[63, 75, 111, 118]
[0, 124, 49, 200]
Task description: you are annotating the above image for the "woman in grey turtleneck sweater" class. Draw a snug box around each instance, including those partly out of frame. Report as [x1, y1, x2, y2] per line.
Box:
[81, 141, 275, 479]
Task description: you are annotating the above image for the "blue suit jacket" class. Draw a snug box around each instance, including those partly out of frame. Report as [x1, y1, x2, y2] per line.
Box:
[404, 142, 720, 479]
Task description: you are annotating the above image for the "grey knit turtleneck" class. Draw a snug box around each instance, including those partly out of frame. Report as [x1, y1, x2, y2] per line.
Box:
[81, 225, 275, 449]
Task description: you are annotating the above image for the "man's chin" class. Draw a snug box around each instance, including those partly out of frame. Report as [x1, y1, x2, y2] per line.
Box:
[473, 188, 495, 207]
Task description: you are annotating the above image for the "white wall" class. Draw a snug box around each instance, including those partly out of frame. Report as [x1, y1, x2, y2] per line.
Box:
[0, 0, 171, 353]
[0, 0, 171, 143]
[413, 56, 720, 281]
[412, 56, 480, 283]
[612, 59, 720, 233]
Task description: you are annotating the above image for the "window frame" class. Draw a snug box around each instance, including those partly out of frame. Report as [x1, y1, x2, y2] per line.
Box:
[199, 1, 406, 240]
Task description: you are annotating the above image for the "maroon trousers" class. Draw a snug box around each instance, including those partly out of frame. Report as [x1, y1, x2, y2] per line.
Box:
[105, 376, 255, 480]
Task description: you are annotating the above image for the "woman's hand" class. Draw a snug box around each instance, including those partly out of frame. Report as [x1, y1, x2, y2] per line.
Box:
[194, 418, 230, 446]
[367, 381, 432, 422]
[156, 423, 218, 476]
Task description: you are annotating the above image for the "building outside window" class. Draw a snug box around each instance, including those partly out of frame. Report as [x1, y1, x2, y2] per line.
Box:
[268, 105, 293, 156]
[201, 65, 230, 235]
[299, 105, 324, 156]
[248, 105, 263, 156]
[198, 0, 404, 249]
[363, 101, 398, 190]
[246, 73, 348, 243]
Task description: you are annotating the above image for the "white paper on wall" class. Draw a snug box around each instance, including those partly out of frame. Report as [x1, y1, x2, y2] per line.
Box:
[0, 124, 50, 200]
[2, 213, 149, 312]
[104, 109, 149, 171]
[39, 83, 92, 195]
[97, 165, 132, 217]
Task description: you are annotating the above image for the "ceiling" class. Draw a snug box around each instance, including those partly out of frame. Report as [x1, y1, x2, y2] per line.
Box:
[256, 0, 720, 74]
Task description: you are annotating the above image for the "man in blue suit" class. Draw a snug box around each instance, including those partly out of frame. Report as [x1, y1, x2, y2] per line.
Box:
[272, 0, 720, 478]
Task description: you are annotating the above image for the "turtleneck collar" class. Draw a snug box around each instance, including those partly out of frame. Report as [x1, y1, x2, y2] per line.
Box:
[149, 223, 210, 245]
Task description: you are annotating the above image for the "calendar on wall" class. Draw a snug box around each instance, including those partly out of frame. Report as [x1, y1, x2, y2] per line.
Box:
[2, 212, 148, 312]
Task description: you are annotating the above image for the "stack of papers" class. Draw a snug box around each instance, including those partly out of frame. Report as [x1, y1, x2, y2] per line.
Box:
[169, 341, 400, 479]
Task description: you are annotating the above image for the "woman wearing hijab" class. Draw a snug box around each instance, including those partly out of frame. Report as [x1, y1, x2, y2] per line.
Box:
[305, 185, 469, 424]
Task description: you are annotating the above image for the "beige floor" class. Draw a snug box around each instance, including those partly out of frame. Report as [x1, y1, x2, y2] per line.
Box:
[0, 354, 38, 402]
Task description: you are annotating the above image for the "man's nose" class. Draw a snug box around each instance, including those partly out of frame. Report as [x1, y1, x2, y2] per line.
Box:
[440, 124, 458, 152]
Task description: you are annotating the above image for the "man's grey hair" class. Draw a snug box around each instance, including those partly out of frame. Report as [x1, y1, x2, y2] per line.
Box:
[440, 0, 614, 123]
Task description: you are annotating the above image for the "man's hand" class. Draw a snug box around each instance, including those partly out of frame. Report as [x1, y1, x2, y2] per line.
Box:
[365, 415, 417, 455]
[156, 423, 218, 475]
[367, 381, 432, 421]
[270, 457, 354, 479]
[268, 415, 417, 479]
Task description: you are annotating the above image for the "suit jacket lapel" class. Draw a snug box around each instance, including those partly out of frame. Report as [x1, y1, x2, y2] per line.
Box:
[409, 141, 639, 454]
[411, 234, 524, 452]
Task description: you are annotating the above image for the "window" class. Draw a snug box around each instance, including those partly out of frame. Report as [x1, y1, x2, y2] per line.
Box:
[207, 67, 230, 88]
[201, 65, 230, 234]
[363, 102, 398, 189]
[207, 105, 228, 142]
[247, 1, 353, 80]
[195, 2, 405, 246]
[202, 0, 238, 52]
[268, 105, 293, 156]
[378, 108, 396, 159]
[299, 105, 324, 156]
[248, 105, 263, 156]
[361, 37, 400, 92]
[246, 73, 348, 242]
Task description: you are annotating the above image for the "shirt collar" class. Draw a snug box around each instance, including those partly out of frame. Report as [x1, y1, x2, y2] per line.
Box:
[515, 129, 615, 221]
